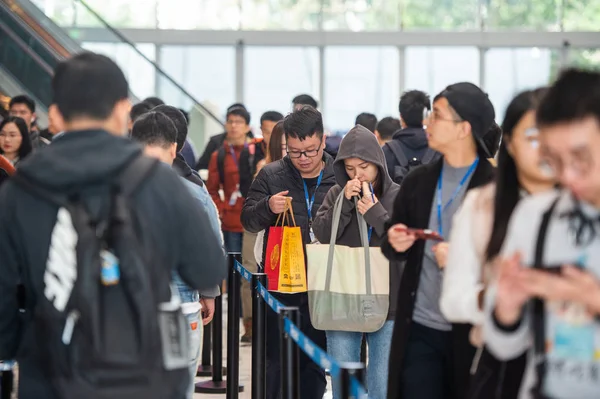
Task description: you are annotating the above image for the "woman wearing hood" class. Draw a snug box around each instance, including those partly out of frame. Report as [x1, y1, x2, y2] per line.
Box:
[313, 124, 401, 399]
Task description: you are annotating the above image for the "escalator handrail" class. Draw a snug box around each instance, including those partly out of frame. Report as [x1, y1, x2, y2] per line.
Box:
[76, 0, 225, 127]
[0, 21, 54, 75]
[3, 0, 71, 60]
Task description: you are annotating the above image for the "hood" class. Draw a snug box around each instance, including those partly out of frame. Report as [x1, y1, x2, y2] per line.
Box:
[334, 125, 393, 191]
[391, 127, 429, 151]
[17, 129, 143, 190]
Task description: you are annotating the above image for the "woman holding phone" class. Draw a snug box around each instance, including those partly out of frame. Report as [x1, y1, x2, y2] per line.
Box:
[440, 88, 555, 398]
[312, 125, 401, 399]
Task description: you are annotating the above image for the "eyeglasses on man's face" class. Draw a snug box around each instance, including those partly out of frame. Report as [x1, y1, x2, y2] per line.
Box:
[287, 144, 322, 159]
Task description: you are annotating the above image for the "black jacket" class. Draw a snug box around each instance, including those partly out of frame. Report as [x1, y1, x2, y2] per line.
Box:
[173, 153, 204, 187]
[195, 130, 254, 171]
[382, 157, 495, 399]
[382, 127, 431, 175]
[241, 153, 336, 263]
[0, 130, 227, 399]
[313, 125, 402, 320]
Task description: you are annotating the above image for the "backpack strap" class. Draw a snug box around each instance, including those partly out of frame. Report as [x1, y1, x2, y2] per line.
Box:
[386, 140, 409, 168]
[116, 154, 159, 198]
[421, 148, 438, 164]
[217, 146, 226, 186]
[531, 196, 560, 398]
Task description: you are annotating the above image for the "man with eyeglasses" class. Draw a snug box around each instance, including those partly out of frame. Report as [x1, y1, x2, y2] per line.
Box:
[484, 69, 600, 399]
[383, 82, 496, 399]
[241, 105, 335, 399]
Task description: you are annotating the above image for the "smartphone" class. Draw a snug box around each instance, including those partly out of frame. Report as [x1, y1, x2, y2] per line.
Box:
[394, 227, 444, 242]
[538, 265, 563, 274]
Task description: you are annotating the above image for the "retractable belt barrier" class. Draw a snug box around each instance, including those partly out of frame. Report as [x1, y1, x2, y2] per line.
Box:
[234, 260, 368, 399]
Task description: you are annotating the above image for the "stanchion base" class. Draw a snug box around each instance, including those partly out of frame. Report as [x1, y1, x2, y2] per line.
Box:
[196, 365, 227, 377]
[194, 380, 245, 394]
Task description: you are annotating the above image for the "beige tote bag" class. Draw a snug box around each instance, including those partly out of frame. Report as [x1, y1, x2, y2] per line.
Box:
[307, 192, 389, 333]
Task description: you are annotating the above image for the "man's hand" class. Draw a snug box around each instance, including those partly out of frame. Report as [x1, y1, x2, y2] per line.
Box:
[200, 297, 215, 325]
[432, 242, 449, 269]
[494, 253, 530, 326]
[357, 181, 378, 215]
[269, 191, 290, 214]
[387, 224, 416, 253]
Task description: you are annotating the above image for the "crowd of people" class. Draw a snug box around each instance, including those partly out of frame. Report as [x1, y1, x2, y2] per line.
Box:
[1, 50, 600, 399]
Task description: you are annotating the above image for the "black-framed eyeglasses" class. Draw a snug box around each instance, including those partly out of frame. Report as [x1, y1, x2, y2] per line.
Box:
[287, 144, 322, 159]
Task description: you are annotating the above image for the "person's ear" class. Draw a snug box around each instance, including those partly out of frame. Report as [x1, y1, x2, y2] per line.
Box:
[113, 99, 132, 136]
[170, 142, 177, 161]
[48, 105, 65, 133]
[321, 134, 327, 148]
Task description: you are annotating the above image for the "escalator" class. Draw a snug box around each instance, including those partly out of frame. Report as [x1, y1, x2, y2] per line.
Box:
[0, 0, 223, 145]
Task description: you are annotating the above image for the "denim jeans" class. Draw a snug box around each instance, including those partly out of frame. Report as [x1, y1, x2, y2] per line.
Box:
[184, 309, 202, 399]
[223, 231, 243, 254]
[326, 321, 395, 399]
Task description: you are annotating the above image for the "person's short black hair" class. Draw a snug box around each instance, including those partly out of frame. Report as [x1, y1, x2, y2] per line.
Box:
[537, 68, 600, 130]
[376, 117, 401, 141]
[0, 116, 33, 160]
[178, 108, 190, 125]
[283, 106, 324, 141]
[292, 94, 318, 109]
[355, 113, 378, 133]
[227, 106, 251, 125]
[481, 122, 502, 159]
[143, 97, 165, 108]
[153, 104, 188, 152]
[52, 52, 129, 122]
[399, 90, 430, 128]
[260, 111, 284, 125]
[131, 111, 177, 148]
[130, 102, 152, 124]
[227, 103, 247, 113]
[9, 95, 35, 113]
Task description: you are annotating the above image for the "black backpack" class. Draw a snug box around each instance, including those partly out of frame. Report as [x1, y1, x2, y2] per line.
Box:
[216, 140, 261, 186]
[384, 139, 439, 184]
[13, 155, 190, 399]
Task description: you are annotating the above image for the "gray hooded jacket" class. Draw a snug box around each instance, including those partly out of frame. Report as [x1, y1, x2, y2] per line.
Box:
[313, 125, 401, 319]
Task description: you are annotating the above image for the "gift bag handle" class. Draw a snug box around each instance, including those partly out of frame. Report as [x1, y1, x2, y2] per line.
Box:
[275, 198, 297, 227]
[324, 192, 372, 295]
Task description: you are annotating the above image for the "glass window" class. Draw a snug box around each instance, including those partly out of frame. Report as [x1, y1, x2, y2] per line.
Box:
[81, 42, 157, 100]
[76, 0, 157, 28]
[484, 48, 554, 120]
[401, 0, 478, 30]
[483, 0, 560, 31]
[244, 47, 319, 131]
[324, 46, 399, 132]
[405, 47, 480, 99]
[157, 0, 241, 30]
[240, 0, 320, 30]
[159, 46, 235, 112]
[568, 49, 600, 71]
[321, 0, 400, 31]
[563, 0, 600, 31]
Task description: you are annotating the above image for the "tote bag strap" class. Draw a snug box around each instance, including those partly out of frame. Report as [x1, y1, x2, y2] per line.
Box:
[324, 193, 372, 294]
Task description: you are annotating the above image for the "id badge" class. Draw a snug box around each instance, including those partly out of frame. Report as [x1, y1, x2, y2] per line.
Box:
[100, 249, 120, 286]
[229, 184, 241, 206]
[309, 227, 319, 244]
[550, 302, 595, 361]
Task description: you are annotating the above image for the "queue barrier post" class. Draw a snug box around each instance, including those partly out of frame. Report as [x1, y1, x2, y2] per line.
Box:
[339, 362, 366, 399]
[279, 307, 300, 399]
[195, 255, 230, 394]
[226, 253, 245, 398]
[251, 273, 268, 399]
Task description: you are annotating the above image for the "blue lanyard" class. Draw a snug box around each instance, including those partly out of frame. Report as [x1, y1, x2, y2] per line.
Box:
[367, 182, 374, 242]
[436, 158, 479, 237]
[228, 143, 248, 169]
[303, 170, 324, 224]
